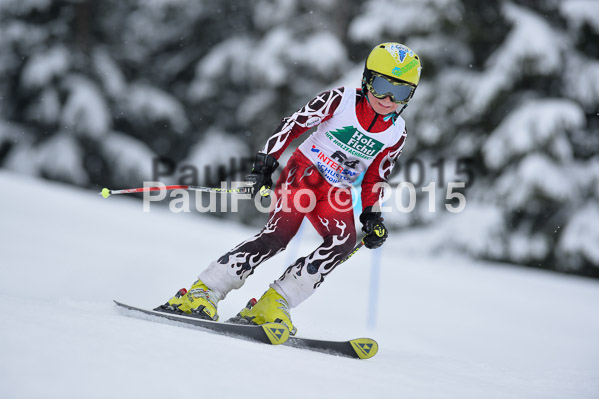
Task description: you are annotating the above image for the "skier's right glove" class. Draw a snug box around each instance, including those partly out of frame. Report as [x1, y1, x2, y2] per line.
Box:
[245, 152, 279, 198]
[359, 207, 388, 249]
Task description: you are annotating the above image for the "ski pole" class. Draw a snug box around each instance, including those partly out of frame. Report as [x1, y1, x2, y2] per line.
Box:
[100, 184, 252, 199]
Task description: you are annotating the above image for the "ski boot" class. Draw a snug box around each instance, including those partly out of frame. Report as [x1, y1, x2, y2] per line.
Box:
[229, 287, 297, 335]
[155, 279, 219, 321]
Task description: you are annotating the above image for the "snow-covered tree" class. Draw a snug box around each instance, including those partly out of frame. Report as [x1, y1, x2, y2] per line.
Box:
[349, 0, 599, 276]
[0, 1, 188, 187]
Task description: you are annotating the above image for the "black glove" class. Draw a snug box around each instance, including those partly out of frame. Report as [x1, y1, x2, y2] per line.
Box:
[245, 153, 279, 198]
[359, 207, 388, 249]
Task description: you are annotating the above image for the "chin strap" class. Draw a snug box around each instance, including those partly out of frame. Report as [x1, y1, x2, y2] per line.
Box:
[383, 112, 397, 125]
[385, 103, 409, 125]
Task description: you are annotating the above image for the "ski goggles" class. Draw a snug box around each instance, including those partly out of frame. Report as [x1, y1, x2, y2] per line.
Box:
[366, 73, 416, 104]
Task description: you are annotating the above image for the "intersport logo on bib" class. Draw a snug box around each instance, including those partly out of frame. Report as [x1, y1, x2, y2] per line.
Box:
[328, 126, 384, 157]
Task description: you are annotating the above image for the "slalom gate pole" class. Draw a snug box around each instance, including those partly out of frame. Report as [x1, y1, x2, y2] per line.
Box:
[367, 247, 382, 329]
[100, 184, 252, 199]
[336, 236, 380, 329]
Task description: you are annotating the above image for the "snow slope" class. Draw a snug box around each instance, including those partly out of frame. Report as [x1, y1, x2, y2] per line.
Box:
[0, 170, 598, 399]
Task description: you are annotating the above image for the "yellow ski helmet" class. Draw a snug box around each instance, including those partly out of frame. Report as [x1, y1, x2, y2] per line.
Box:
[362, 42, 422, 105]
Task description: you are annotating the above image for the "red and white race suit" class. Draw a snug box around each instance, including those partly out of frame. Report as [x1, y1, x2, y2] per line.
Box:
[200, 87, 407, 308]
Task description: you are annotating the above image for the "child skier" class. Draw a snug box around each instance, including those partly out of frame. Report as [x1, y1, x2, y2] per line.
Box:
[157, 42, 422, 335]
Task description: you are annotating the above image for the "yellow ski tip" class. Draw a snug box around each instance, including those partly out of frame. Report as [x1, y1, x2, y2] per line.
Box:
[350, 338, 379, 359]
[262, 323, 290, 345]
[101, 188, 111, 198]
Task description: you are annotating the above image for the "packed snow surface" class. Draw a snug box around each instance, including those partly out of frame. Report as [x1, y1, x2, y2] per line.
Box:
[0, 171, 598, 398]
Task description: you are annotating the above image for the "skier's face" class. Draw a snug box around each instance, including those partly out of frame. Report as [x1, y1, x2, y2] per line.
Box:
[366, 91, 400, 115]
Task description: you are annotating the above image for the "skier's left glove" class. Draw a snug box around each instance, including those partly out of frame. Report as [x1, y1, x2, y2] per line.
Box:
[359, 206, 388, 249]
[245, 152, 279, 198]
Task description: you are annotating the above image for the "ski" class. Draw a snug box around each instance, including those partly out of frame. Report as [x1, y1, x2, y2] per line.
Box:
[113, 300, 290, 345]
[114, 301, 378, 359]
[284, 336, 378, 360]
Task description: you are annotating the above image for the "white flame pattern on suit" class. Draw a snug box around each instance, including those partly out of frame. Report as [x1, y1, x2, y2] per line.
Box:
[335, 219, 347, 237]
[277, 216, 352, 299]
[216, 197, 286, 280]
[262, 88, 344, 155]
[311, 234, 351, 288]
[238, 251, 273, 280]
[285, 166, 297, 186]
[300, 165, 314, 181]
[318, 215, 330, 232]
[378, 130, 406, 179]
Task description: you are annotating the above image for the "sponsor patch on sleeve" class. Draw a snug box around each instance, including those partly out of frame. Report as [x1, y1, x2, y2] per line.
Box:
[306, 116, 322, 128]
